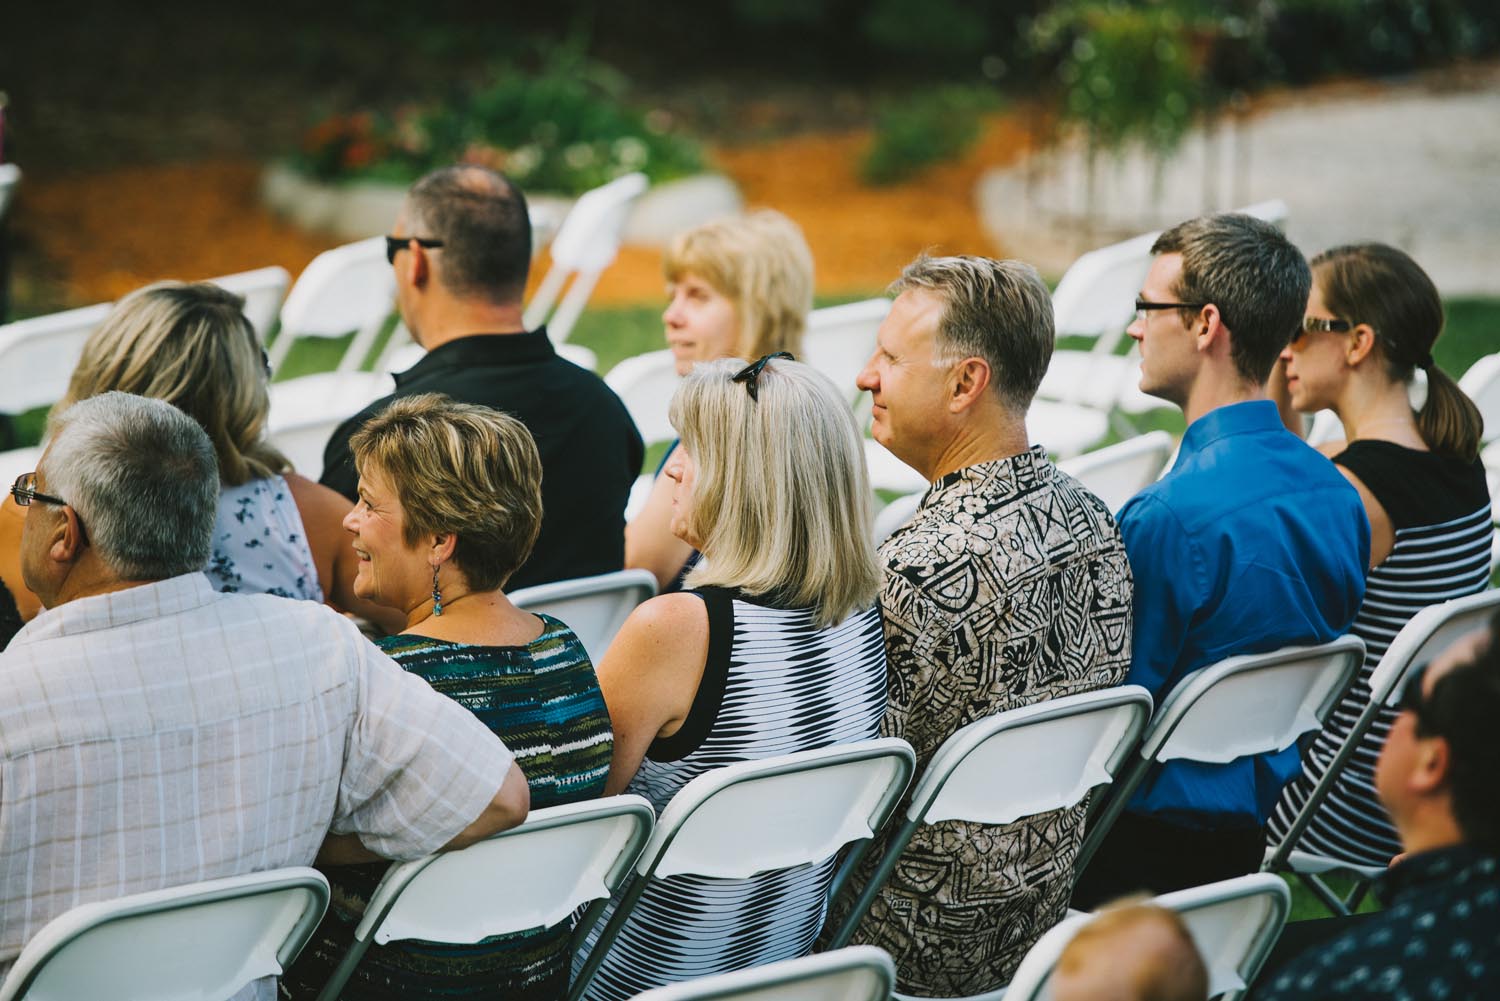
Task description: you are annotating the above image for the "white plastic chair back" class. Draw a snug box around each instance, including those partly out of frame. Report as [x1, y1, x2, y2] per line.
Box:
[873, 491, 923, 545]
[605, 349, 680, 445]
[1056, 431, 1174, 513]
[1026, 399, 1110, 459]
[802, 299, 890, 400]
[1306, 409, 1343, 446]
[269, 237, 395, 374]
[0, 446, 43, 494]
[631, 946, 896, 1001]
[1050, 230, 1158, 343]
[266, 371, 396, 479]
[0, 303, 112, 414]
[508, 569, 658, 663]
[1460, 352, 1500, 444]
[0, 868, 329, 1001]
[523, 172, 648, 343]
[315, 797, 654, 1001]
[1003, 873, 1290, 1001]
[211, 266, 291, 342]
[0, 163, 20, 221]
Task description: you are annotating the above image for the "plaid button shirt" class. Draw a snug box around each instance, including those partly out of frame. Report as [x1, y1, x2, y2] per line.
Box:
[0, 574, 514, 992]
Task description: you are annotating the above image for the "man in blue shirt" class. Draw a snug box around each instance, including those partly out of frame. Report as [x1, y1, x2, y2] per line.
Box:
[1072, 213, 1370, 908]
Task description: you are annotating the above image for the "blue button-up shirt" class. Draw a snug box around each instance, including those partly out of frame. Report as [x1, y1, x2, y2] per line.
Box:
[1119, 400, 1369, 826]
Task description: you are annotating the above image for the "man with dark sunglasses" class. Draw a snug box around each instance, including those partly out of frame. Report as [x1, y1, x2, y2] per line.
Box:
[1256, 614, 1500, 1000]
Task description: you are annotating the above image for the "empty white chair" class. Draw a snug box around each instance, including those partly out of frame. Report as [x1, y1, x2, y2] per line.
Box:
[266, 370, 395, 479]
[802, 299, 890, 400]
[569, 738, 917, 1001]
[0, 163, 19, 222]
[0, 867, 329, 1001]
[0, 302, 112, 415]
[212, 265, 291, 343]
[268, 236, 395, 375]
[1264, 589, 1500, 912]
[508, 568, 658, 663]
[1056, 430, 1175, 513]
[1459, 352, 1500, 444]
[1002, 873, 1290, 1001]
[824, 687, 1154, 953]
[605, 348, 680, 446]
[632, 946, 896, 1001]
[316, 796, 655, 1001]
[524, 173, 649, 344]
[1077, 636, 1366, 878]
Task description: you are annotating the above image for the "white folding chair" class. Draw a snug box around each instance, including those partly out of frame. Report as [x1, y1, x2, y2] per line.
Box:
[1002, 873, 1290, 1001]
[316, 796, 655, 1001]
[605, 349, 680, 446]
[265, 370, 395, 479]
[872, 491, 923, 545]
[802, 299, 890, 401]
[632, 946, 896, 1001]
[267, 237, 395, 375]
[0, 445, 42, 492]
[0, 302, 112, 416]
[0, 867, 329, 1001]
[568, 738, 918, 1001]
[1460, 352, 1500, 445]
[509, 569, 659, 663]
[0, 163, 20, 222]
[1263, 589, 1500, 912]
[211, 265, 292, 343]
[825, 687, 1154, 955]
[1056, 431, 1175, 514]
[523, 172, 649, 344]
[1077, 636, 1367, 878]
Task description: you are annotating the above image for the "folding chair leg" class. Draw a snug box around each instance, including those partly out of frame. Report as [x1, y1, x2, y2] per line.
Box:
[1343, 877, 1374, 913]
[315, 933, 377, 1001]
[568, 874, 651, 1001]
[1294, 871, 1353, 918]
[823, 818, 921, 951]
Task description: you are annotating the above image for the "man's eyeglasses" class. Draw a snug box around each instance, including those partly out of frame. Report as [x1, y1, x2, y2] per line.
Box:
[11, 472, 68, 509]
[731, 351, 794, 402]
[384, 235, 445, 265]
[1134, 299, 1207, 323]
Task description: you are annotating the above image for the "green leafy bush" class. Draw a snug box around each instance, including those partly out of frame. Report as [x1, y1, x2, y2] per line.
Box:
[861, 86, 1000, 186]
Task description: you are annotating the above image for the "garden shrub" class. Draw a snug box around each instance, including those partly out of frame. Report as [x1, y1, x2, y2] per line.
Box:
[861, 86, 1000, 186]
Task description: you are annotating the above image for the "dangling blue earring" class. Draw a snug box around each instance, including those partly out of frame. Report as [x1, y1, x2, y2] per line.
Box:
[431, 564, 443, 616]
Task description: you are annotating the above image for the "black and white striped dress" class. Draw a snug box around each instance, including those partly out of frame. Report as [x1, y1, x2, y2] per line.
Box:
[1269, 440, 1492, 868]
[574, 586, 888, 1001]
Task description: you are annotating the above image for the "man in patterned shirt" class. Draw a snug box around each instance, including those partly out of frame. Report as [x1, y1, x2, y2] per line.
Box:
[1, 392, 530, 998]
[824, 255, 1133, 994]
[1257, 612, 1500, 1000]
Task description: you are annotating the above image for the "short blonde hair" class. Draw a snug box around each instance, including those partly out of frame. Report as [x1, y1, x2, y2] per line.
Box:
[53, 281, 288, 486]
[670, 357, 878, 628]
[663, 209, 814, 360]
[350, 394, 543, 592]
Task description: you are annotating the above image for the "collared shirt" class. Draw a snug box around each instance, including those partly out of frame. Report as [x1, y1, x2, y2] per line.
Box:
[0, 574, 514, 992]
[830, 448, 1133, 994]
[1258, 845, 1500, 1000]
[1119, 400, 1369, 825]
[319, 328, 645, 591]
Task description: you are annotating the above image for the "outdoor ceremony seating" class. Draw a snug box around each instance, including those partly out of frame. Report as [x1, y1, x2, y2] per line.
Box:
[509, 568, 659, 663]
[212, 265, 290, 343]
[631, 946, 896, 1001]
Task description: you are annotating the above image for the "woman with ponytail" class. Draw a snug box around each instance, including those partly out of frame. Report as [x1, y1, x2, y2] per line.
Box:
[1268, 242, 1492, 868]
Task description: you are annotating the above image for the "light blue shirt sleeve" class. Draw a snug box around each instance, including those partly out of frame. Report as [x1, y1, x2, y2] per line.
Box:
[1117, 492, 1205, 702]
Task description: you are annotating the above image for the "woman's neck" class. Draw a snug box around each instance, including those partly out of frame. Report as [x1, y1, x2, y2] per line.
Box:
[1334, 375, 1426, 450]
[401, 587, 544, 647]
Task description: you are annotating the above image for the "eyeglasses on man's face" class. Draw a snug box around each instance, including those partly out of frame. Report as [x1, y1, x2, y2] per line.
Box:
[1133, 299, 1208, 324]
[731, 351, 795, 402]
[10, 472, 69, 509]
[384, 235, 445, 265]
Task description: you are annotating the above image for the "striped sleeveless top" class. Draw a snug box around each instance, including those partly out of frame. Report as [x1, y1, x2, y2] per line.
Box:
[1269, 440, 1492, 867]
[574, 587, 888, 1001]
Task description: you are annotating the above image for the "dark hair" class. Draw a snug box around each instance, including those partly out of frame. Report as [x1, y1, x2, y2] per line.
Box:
[1421, 609, 1500, 853]
[1312, 243, 1482, 463]
[404, 166, 532, 306]
[1152, 213, 1311, 385]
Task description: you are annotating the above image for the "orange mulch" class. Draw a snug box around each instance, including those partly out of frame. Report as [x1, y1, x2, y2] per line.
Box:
[11, 113, 1036, 310]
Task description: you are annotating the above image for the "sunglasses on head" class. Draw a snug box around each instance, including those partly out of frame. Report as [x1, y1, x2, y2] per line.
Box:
[731, 351, 794, 402]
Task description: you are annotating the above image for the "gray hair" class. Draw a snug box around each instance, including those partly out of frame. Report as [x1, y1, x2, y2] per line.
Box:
[889, 255, 1055, 413]
[43, 392, 220, 581]
[404, 165, 532, 306]
[1152, 213, 1312, 384]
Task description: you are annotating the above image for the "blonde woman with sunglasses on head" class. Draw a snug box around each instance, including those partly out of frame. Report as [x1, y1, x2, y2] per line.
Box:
[1266, 243, 1492, 870]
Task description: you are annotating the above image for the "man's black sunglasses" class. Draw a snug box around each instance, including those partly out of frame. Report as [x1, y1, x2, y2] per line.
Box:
[731, 351, 794, 402]
[385, 235, 445, 265]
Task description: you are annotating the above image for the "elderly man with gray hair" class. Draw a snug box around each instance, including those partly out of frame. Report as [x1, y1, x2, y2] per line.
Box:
[1, 392, 529, 998]
[822, 256, 1133, 995]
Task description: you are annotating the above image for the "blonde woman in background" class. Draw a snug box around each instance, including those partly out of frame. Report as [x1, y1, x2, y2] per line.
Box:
[0, 281, 391, 627]
[625, 209, 814, 590]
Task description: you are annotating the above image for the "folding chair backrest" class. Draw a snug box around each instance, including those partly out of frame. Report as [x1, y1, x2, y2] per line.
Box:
[1056, 431, 1175, 514]
[1050, 230, 1158, 343]
[1368, 589, 1500, 706]
[631, 946, 896, 1001]
[508, 569, 659, 663]
[604, 349, 680, 445]
[802, 299, 890, 400]
[523, 172, 648, 342]
[211, 265, 292, 342]
[269, 237, 395, 374]
[873, 491, 922, 545]
[0, 868, 329, 1001]
[1003, 873, 1289, 1001]
[0, 302, 112, 414]
[265, 370, 396, 479]
[0, 163, 20, 221]
[1459, 352, 1500, 445]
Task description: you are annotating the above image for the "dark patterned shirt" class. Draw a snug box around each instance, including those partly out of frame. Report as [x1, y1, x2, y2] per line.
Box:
[1258, 845, 1500, 1001]
[827, 447, 1133, 995]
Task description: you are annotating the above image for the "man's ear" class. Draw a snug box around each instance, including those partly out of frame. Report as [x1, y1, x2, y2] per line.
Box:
[49, 507, 86, 564]
[948, 357, 992, 413]
[407, 241, 433, 291]
[1194, 304, 1228, 356]
[1411, 735, 1451, 796]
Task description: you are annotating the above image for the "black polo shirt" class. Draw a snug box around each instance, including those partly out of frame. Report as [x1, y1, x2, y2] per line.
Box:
[320, 328, 644, 592]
